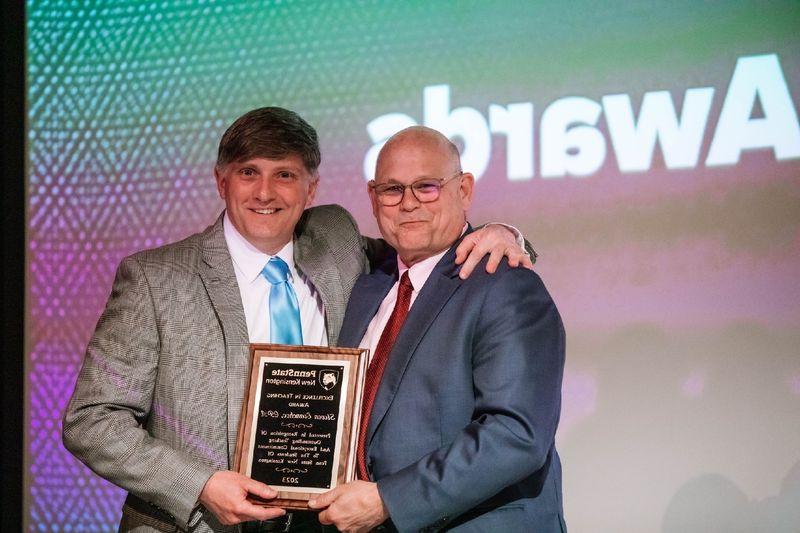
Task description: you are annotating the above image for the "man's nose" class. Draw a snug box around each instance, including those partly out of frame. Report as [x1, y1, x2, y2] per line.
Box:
[255, 176, 274, 201]
[399, 186, 420, 211]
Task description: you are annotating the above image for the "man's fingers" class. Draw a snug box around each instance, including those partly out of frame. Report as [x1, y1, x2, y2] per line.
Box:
[240, 478, 284, 522]
[453, 234, 477, 265]
[236, 502, 286, 522]
[307, 487, 338, 509]
[520, 253, 534, 270]
[506, 250, 534, 270]
[458, 238, 489, 279]
[457, 251, 482, 279]
[245, 479, 277, 501]
[484, 248, 505, 274]
[457, 227, 535, 278]
[246, 504, 286, 522]
[317, 509, 334, 525]
[216, 501, 285, 526]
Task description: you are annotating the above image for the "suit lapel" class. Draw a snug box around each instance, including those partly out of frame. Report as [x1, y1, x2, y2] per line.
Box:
[198, 214, 250, 467]
[366, 245, 464, 447]
[338, 265, 397, 349]
[294, 216, 346, 347]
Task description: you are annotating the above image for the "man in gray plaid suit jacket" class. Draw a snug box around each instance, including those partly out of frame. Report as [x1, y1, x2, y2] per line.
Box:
[63, 108, 531, 532]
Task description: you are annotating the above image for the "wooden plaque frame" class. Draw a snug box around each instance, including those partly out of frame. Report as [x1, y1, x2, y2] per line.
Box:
[234, 343, 368, 510]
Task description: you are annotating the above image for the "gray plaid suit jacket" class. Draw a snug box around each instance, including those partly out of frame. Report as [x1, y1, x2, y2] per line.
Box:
[63, 205, 369, 532]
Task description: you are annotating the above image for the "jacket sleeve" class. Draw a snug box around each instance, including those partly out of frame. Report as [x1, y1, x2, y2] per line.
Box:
[62, 256, 216, 531]
[361, 235, 393, 272]
[376, 269, 565, 531]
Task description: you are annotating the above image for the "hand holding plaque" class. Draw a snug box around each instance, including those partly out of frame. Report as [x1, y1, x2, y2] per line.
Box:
[234, 344, 368, 510]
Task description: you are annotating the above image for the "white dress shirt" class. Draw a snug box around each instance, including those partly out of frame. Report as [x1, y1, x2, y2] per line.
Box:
[358, 248, 449, 363]
[223, 213, 328, 346]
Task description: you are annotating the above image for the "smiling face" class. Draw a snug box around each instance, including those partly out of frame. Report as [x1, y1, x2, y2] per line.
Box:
[370, 127, 474, 266]
[215, 154, 318, 254]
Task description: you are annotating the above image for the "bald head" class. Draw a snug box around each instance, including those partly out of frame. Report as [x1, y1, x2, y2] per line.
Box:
[377, 126, 461, 176]
[369, 126, 475, 266]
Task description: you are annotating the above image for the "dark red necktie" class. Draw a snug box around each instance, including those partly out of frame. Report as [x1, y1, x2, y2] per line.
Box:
[356, 271, 414, 480]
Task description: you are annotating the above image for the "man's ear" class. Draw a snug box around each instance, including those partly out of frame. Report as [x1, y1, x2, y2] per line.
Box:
[367, 181, 380, 218]
[305, 175, 319, 207]
[459, 172, 475, 210]
[214, 166, 226, 200]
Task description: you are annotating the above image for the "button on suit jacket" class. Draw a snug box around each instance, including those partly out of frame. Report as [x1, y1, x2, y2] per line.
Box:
[338, 231, 567, 533]
[63, 205, 369, 532]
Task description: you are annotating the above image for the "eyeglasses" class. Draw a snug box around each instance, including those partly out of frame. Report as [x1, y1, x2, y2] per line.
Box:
[369, 172, 463, 206]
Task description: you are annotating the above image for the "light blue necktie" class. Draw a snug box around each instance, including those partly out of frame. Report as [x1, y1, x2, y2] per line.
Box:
[261, 257, 303, 345]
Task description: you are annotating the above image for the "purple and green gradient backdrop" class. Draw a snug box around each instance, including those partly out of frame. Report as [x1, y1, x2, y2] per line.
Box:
[26, 1, 800, 531]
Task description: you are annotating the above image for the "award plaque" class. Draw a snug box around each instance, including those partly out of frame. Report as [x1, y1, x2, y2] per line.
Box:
[234, 344, 368, 509]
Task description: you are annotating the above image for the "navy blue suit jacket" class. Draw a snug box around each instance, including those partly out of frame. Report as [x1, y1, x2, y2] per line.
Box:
[338, 232, 567, 532]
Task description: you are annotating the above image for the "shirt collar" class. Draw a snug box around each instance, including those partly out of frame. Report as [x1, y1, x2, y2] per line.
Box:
[223, 211, 296, 283]
[397, 250, 447, 293]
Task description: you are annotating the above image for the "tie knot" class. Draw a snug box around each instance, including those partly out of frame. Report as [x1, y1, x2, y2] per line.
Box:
[261, 256, 291, 284]
[398, 271, 414, 297]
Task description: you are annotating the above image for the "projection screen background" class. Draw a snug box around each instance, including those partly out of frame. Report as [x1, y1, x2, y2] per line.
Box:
[25, 1, 800, 531]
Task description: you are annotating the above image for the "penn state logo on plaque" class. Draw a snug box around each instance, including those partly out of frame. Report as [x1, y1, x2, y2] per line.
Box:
[319, 369, 340, 391]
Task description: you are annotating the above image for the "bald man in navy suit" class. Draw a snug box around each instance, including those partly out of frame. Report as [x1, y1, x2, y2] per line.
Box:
[309, 126, 566, 532]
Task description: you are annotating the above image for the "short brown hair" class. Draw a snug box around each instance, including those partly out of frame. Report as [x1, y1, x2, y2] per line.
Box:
[216, 107, 321, 175]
